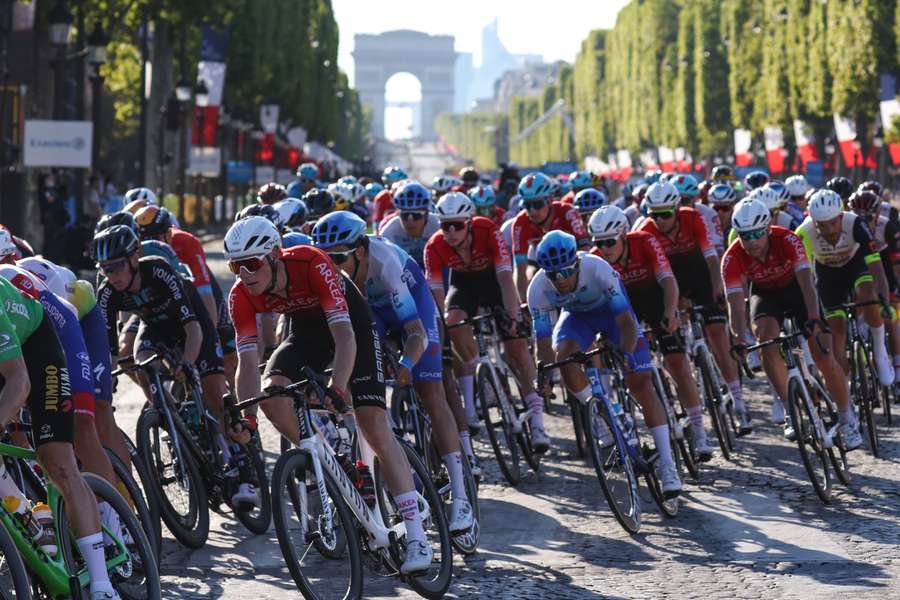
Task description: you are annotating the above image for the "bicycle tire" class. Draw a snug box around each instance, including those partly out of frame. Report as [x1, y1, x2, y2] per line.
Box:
[853, 341, 880, 457]
[582, 397, 641, 534]
[104, 448, 161, 560]
[566, 391, 587, 459]
[0, 515, 31, 600]
[810, 377, 851, 487]
[233, 438, 273, 535]
[57, 473, 161, 600]
[477, 362, 521, 486]
[449, 452, 481, 556]
[135, 409, 210, 549]
[881, 382, 893, 425]
[697, 350, 732, 461]
[786, 378, 831, 503]
[652, 368, 699, 480]
[111, 432, 162, 557]
[501, 368, 540, 473]
[271, 449, 362, 600]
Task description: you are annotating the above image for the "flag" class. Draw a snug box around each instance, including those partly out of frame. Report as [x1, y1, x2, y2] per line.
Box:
[616, 149, 633, 181]
[833, 113, 866, 168]
[658, 146, 675, 171]
[880, 74, 900, 166]
[793, 119, 819, 167]
[734, 129, 752, 167]
[639, 149, 657, 171]
[764, 126, 786, 174]
[193, 26, 230, 150]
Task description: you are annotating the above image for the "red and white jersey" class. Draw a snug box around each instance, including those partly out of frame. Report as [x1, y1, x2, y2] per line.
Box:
[511, 201, 588, 261]
[721, 226, 810, 295]
[169, 228, 213, 292]
[423, 217, 511, 290]
[638, 206, 718, 260]
[591, 230, 673, 292]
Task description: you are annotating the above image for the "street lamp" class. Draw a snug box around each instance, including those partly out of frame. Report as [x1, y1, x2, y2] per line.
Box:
[175, 78, 192, 103]
[195, 79, 210, 108]
[87, 21, 109, 170]
[48, 0, 73, 120]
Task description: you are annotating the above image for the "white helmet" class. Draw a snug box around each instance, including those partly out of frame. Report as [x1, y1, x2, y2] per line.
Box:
[0, 230, 16, 259]
[223, 216, 282, 261]
[124, 187, 158, 205]
[588, 205, 629, 240]
[644, 181, 680, 211]
[808, 189, 843, 222]
[435, 192, 475, 222]
[747, 186, 781, 213]
[327, 182, 349, 202]
[17, 257, 66, 299]
[785, 175, 810, 199]
[432, 175, 461, 194]
[731, 198, 772, 233]
[350, 182, 367, 203]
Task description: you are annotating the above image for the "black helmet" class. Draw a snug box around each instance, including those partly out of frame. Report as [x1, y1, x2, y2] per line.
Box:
[236, 203, 283, 228]
[134, 205, 173, 238]
[825, 176, 853, 199]
[92, 225, 140, 263]
[303, 188, 335, 217]
[95, 211, 137, 234]
[858, 180, 884, 197]
[711, 165, 735, 181]
[257, 182, 288, 205]
[744, 170, 770, 190]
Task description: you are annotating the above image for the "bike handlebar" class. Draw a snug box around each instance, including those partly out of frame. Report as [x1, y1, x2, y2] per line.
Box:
[231, 366, 344, 418]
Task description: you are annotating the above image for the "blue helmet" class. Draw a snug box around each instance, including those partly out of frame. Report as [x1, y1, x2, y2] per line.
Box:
[744, 170, 770, 190]
[468, 185, 496, 208]
[765, 180, 789, 206]
[535, 230, 578, 272]
[311, 211, 368, 249]
[568, 170, 593, 191]
[644, 170, 663, 185]
[283, 231, 313, 248]
[707, 183, 737, 205]
[573, 188, 607, 214]
[365, 182, 384, 199]
[672, 174, 700, 199]
[382, 166, 408, 186]
[393, 181, 432, 210]
[297, 162, 318, 180]
[518, 173, 554, 201]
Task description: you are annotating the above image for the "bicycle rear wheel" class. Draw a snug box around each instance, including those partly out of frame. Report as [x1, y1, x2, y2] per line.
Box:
[477, 363, 521, 486]
[271, 449, 362, 600]
[810, 377, 850, 487]
[582, 398, 641, 534]
[698, 351, 733, 461]
[786, 378, 831, 503]
[105, 448, 161, 560]
[853, 342, 880, 457]
[0, 518, 31, 600]
[233, 437, 272, 535]
[449, 453, 480, 556]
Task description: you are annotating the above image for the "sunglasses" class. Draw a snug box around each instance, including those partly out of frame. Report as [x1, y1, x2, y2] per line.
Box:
[99, 258, 129, 275]
[649, 210, 675, 220]
[524, 199, 548, 211]
[712, 204, 733, 212]
[738, 228, 767, 241]
[593, 238, 618, 249]
[328, 248, 357, 265]
[400, 211, 426, 221]
[440, 221, 467, 233]
[227, 257, 266, 274]
[547, 266, 578, 281]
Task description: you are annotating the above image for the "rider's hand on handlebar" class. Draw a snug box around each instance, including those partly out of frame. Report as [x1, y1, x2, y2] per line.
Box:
[395, 364, 412, 387]
[662, 309, 678, 334]
[325, 384, 351, 413]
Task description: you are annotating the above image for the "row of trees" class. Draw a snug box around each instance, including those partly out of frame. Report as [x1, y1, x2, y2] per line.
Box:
[436, 0, 899, 170]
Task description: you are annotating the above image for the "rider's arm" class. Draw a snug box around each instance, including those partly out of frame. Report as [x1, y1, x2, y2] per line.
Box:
[0, 355, 29, 426]
[423, 237, 447, 316]
[328, 320, 356, 392]
[231, 284, 262, 411]
[691, 209, 724, 298]
[796, 267, 821, 322]
[721, 248, 749, 338]
[527, 275, 555, 364]
[400, 319, 427, 367]
[200, 294, 218, 328]
[181, 320, 203, 365]
[514, 262, 529, 301]
[615, 310, 639, 355]
[497, 269, 522, 320]
[855, 217, 892, 302]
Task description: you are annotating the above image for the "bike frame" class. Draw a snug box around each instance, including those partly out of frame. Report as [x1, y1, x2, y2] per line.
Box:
[472, 316, 534, 434]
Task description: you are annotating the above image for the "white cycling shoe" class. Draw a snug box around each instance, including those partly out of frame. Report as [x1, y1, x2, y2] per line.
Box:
[692, 431, 715, 462]
[656, 462, 682, 498]
[232, 483, 261, 510]
[448, 499, 475, 533]
[401, 540, 434, 575]
[531, 427, 551, 454]
[874, 352, 895, 387]
[839, 422, 863, 451]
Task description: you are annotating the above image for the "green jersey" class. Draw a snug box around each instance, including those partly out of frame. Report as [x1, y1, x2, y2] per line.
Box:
[0, 276, 44, 361]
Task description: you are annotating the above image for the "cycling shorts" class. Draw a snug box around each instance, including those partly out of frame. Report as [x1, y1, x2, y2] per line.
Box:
[552, 307, 652, 374]
[816, 246, 872, 318]
[81, 304, 113, 404]
[628, 284, 686, 355]
[749, 279, 813, 327]
[264, 274, 386, 409]
[24, 315, 74, 446]
[445, 269, 521, 341]
[669, 251, 727, 324]
[38, 291, 95, 416]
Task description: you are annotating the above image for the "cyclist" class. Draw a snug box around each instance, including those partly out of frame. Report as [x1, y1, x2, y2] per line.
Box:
[257, 182, 288, 205]
[528, 231, 683, 495]
[638, 181, 748, 432]
[859, 180, 900, 226]
[225, 216, 434, 572]
[286, 162, 319, 199]
[589, 206, 715, 461]
[724, 198, 863, 448]
[458, 166, 480, 192]
[274, 197, 309, 232]
[708, 183, 738, 242]
[623, 183, 647, 228]
[380, 181, 440, 266]
[469, 185, 506, 226]
[0, 273, 120, 599]
[785, 175, 811, 223]
[795, 189, 894, 386]
[424, 193, 550, 452]
[744, 170, 770, 191]
[673, 174, 724, 255]
[123, 186, 157, 206]
[711, 165, 736, 183]
[303, 188, 336, 225]
[432, 175, 461, 199]
[561, 170, 594, 204]
[572, 188, 607, 228]
[765, 181, 801, 231]
[825, 176, 853, 203]
[311, 212, 475, 533]
[512, 173, 590, 300]
[373, 165, 407, 226]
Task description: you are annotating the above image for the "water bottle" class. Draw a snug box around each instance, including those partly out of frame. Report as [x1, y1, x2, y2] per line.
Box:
[32, 503, 57, 556]
[354, 460, 376, 508]
[181, 400, 200, 428]
[3, 495, 43, 543]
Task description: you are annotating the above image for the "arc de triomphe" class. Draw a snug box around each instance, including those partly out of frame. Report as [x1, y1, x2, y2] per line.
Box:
[353, 30, 456, 140]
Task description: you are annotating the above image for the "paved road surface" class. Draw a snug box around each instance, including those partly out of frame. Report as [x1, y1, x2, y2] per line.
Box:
[108, 239, 900, 599]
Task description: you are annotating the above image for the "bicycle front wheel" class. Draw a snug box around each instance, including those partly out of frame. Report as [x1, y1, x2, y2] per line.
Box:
[786, 378, 831, 503]
[271, 449, 362, 600]
[450, 452, 481, 556]
[853, 342, 880, 457]
[583, 397, 641, 534]
[477, 363, 521, 486]
[810, 376, 851, 487]
[233, 437, 272, 535]
[698, 351, 733, 461]
[0, 517, 31, 600]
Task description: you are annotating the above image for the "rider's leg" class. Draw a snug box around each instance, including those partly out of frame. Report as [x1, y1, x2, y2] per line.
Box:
[259, 374, 300, 445]
[662, 351, 710, 448]
[752, 316, 790, 402]
[808, 329, 853, 415]
[705, 321, 743, 410]
[446, 310, 479, 427]
[857, 279, 893, 384]
[503, 336, 542, 428]
[625, 371, 674, 466]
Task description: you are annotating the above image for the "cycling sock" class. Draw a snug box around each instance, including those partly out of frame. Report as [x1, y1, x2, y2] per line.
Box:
[873, 324, 888, 358]
[573, 386, 592, 403]
[728, 380, 745, 412]
[650, 425, 674, 468]
[839, 407, 855, 426]
[76, 532, 113, 593]
[686, 404, 705, 432]
[394, 490, 426, 544]
[526, 391, 544, 429]
[459, 431, 474, 458]
[442, 452, 467, 502]
[459, 375, 476, 421]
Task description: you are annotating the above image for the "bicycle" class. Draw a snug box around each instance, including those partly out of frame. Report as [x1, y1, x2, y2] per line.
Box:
[0, 508, 30, 599]
[742, 320, 850, 503]
[447, 312, 538, 487]
[0, 436, 160, 599]
[235, 366, 453, 600]
[538, 341, 679, 534]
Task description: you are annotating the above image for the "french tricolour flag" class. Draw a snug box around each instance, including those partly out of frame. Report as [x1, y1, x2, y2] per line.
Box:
[764, 126, 786, 175]
[734, 129, 752, 167]
[880, 74, 900, 166]
[793, 120, 819, 167]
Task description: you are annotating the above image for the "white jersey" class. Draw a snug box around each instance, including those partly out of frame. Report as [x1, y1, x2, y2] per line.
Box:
[500, 219, 516, 267]
[694, 203, 724, 254]
[362, 236, 421, 323]
[379, 213, 439, 267]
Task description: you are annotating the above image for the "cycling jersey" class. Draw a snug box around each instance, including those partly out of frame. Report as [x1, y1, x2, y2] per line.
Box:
[0, 274, 42, 359]
[141, 239, 193, 280]
[694, 203, 725, 253]
[511, 202, 589, 264]
[379, 213, 440, 267]
[590, 231, 673, 291]
[785, 201, 806, 224]
[372, 189, 395, 225]
[476, 206, 507, 227]
[637, 206, 718, 260]
[879, 202, 899, 225]
[169, 228, 213, 295]
[423, 216, 511, 291]
[773, 210, 800, 232]
[721, 226, 810, 295]
[858, 214, 900, 295]
[795, 212, 880, 268]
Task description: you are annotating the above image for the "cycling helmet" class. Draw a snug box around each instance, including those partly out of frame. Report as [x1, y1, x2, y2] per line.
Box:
[92, 225, 140, 263]
[95, 211, 137, 234]
[785, 174, 811, 198]
[744, 171, 770, 190]
[432, 175, 461, 195]
[859, 180, 884, 197]
[746, 186, 781, 213]
[0, 230, 16, 259]
[711, 165, 735, 182]
[459, 167, 479, 185]
[348, 182, 367, 203]
[382, 166, 408, 185]
[568, 170, 593, 191]
[257, 182, 288, 205]
[764, 180, 789, 208]
[337, 175, 358, 187]
[808, 189, 844, 222]
[644, 170, 663, 185]
[134, 205, 173, 237]
[365, 182, 384, 199]
[825, 176, 853, 199]
[124, 187, 157, 206]
[303, 188, 335, 217]
[236, 203, 283, 228]
[330, 183, 353, 211]
[435, 192, 475, 222]
[672, 174, 700, 199]
[731, 198, 771, 233]
[633, 183, 648, 202]
[707, 183, 737, 206]
[588, 205, 629, 240]
[659, 172, 676, 182]
[283, 231, 313, 247]
[394, 181, 432, 211]
[548, 179, 561, 198]
[644, 181, 680, 211]
[273, 198, 309, 229]
[849, 190, 881, 214]
[468, 185, 496, 208]
[622, 181, 636, 200]
[311, 211, 368, 249]
[223, 216, 282, 261]
[518, 173, 554, 201]
[573, 188, 607, 214]
[535, 230, 578, 272]
[297, 162, 319, 180]
[123, 199, 151, 214]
